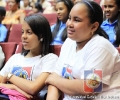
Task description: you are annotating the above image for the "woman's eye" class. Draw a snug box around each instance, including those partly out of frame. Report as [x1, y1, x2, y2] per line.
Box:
[74, 19, 80, 22]
[27, 31, 32, 34]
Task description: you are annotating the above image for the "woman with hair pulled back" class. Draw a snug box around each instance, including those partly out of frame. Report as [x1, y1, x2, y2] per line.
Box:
[101, 0, 120, 47]
[51, 0, 73, 45]
[0, 14, 58, 99]
[45, 1, 120, 100]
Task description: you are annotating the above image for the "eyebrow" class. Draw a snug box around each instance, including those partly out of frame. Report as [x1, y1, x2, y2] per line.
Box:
[74, 16, 83, 21]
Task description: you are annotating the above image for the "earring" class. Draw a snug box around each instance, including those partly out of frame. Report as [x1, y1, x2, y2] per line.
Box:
[40, 38, 43, 42]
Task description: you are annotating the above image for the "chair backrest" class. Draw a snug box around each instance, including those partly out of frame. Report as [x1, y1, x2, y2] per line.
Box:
[42, 13, 57, 26]
[51, 45, 62, 56]
[16, 42, 62, 56]
[8, 24, 22, 44]
[25, 9, 32, 16]
[0, 42, 17, 68]
[4, 24, 12, 42]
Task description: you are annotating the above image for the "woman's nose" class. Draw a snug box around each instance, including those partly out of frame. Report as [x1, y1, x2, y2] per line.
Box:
[22, 32, 27, 39]
[67, 20, 73, 28]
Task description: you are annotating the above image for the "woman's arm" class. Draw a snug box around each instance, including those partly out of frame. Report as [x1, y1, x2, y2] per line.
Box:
[8, 72, 50, 95]
[46, 85, 61, 100]
[45, 72, 89, 96]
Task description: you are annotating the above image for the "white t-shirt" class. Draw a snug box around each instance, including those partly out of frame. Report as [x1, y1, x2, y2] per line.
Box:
[0, 46, 5, 69]
[0, 53, 58, 85]
[54, 35, 120, 100]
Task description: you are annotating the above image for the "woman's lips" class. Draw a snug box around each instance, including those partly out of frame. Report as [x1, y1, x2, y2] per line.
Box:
[67, 29, 75, 34]
[22, 42, 28, 46]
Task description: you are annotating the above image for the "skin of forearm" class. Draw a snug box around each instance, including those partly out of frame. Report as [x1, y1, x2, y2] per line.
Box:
[46, 85, 61, 100]
[9, 75, 37, 94]
[54, 78, 91, 96]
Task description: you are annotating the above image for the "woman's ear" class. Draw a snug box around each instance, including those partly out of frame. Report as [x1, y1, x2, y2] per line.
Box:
[91, 22, 99, 32]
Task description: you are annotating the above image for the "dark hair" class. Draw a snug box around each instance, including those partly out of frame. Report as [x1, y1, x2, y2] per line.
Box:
[34, 2, 43, 12]
[52, 0, 73, 42]
[15, 0, 20, 4]
[22, 14, 53, 56]
[76, 0, 108, 39]
[0, 6, 6, 16]
[113, 0, 120, 46]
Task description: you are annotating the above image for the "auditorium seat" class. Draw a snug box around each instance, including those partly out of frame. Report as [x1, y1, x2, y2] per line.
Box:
[7, 24, 22, 44]
[51, 45, 62, 56]
[4, 24, 12, 42]
[42, 13, 57, 26]
[0, 42, 17, 69]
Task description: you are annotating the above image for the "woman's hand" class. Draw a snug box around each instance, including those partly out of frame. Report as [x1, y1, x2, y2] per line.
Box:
[45, 72, 61, 86]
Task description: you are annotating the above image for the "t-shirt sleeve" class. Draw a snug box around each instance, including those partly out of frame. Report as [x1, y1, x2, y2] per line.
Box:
[0, 54, 17, 76]
[82, 46, 118, 86]
[41, 53, 58, 73]
[53, 38, 71, 76]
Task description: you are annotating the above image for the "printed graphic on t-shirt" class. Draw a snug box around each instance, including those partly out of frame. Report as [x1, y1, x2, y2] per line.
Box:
[11, 66, 33, 80]
[62, 64, 74, 79]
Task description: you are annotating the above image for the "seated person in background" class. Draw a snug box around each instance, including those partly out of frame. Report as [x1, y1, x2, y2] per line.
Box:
[46, 1, 120, 100]
[0, 14, 58, 99]
[0, 0, 6, 7]
[101, 0, 120, 47]
[27, 2, 43, 16]
[40, 0, 51, 11]
[0, 46, 5, 69]
[2, 0, 26, 24]
[29, 0, 37, 8]
[51, 0, 73, 45]
[43, 0, 56, 14]
[20, 0, 32, 10]
[0, 6, 8, 42]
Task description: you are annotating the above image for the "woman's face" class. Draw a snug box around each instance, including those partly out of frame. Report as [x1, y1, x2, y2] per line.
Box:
[21, 21, 41, 51]
[8, 0, 18, 11]
[56, 2, 69, 23]
[104, 0, 120, 23]
[66, 3, 95, 42]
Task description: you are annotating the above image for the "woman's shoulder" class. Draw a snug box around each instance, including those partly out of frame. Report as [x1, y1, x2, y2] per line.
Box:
[85, 35, 117, 53]
[43, 53, 58, 58]
[10, 53, 23, 59]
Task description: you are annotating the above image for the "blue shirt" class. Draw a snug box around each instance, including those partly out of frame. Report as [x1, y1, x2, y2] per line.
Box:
[0, 24, 8, 42]
[101, 19, 117, 47]
[51, 21, 66, 45]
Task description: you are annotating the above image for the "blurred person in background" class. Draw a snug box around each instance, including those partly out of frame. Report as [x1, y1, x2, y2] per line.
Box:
[51, 0, 73, 45]
[43, 0, 56, 14]
[2, 0, 26, 24]
[101, 0, 120, 47]
[27, 2, 43, 16]
[0, 6, 8, 42]
[20, 0, 32, 10]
